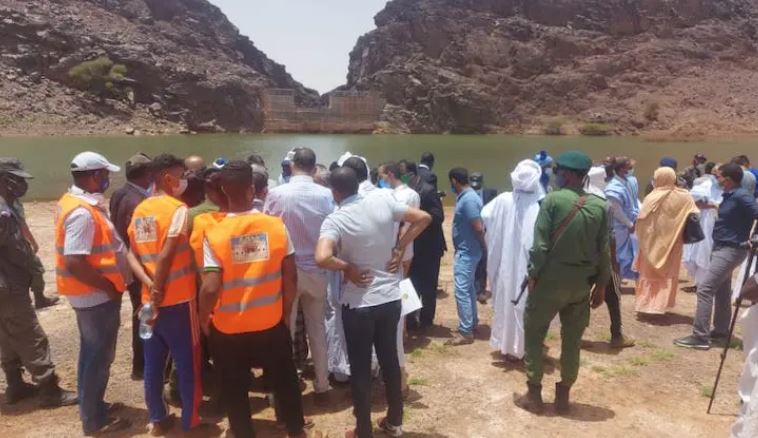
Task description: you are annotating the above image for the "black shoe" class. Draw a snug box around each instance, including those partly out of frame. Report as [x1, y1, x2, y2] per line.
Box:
[674, 335, 710, 350]
[84, 417, 132, 436]
[6, 381, 38, 405]
[38, 375, 78, 408]
[710, 334, 730, 348]
[35, 296, 60, 310]
[514, 383, 544, 414]
[555, 382, 571, 415]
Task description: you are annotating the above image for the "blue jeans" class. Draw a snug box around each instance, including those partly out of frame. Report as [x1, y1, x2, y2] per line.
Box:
[454, 250, 481, 336]
[74, 299, 121, 434]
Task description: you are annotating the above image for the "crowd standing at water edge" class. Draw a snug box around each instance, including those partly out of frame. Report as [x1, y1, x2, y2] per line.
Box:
[2, 145, 758, 437]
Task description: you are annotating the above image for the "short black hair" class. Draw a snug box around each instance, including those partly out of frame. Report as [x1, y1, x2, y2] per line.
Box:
[329, 167, 359, 197]
[704, 162, 717, 175]
[342, 157, 368, 182]
[613, 157, 632, 173]
[370, 167, 378, 185]
[246, 153, 265, 166]
[152, 154, 184, 174]
[329, 161, 340, 172]
[732, 155, 751, 167]
[448, 167, 469, 185]
[719, 163, 744, 185]
[220, 160, 253, 199]
[420, 152, 435, 166]
[400, 160, 417, 176]
[293, 147, 316, 172]
[380, 161, 402, 179]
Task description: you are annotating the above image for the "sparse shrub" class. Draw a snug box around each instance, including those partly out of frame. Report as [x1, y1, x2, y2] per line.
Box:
[644, 101, 660, 122]
[543, 118, 565, 135]
[68, 56, 127, 98]
[579, 122, 612, 136]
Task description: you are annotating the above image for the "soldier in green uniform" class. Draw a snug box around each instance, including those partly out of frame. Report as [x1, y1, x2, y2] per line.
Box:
[516, 151, 611, 415]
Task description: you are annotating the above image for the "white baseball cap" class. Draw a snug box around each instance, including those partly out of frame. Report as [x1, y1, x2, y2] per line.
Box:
[70, 151, 121, 173]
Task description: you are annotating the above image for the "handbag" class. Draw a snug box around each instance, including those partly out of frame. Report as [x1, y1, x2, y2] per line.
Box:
[683, 213, 705, 244]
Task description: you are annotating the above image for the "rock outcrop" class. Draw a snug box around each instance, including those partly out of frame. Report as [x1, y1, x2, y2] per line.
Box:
[346, 0, 758, 136]
[0, 0, 320, 135]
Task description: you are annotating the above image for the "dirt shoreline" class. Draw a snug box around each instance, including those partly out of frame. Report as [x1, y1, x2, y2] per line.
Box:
[0, 202, 744, 437]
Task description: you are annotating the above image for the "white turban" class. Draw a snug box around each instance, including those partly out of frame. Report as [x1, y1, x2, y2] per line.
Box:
[337, 152, 370, 174]
[585, 166, 607, 199]
[511, 159, 543, 193]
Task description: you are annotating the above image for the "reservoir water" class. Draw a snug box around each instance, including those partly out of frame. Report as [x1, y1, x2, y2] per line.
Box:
[0, 134, 755, 201]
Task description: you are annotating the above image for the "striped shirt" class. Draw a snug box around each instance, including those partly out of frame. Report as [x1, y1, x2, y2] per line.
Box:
[264, 175, 334, 272]
[62, 186, 132, 308]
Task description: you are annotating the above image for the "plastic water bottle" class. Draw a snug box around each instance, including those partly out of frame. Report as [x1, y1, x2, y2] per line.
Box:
[139, 303, 155, 340]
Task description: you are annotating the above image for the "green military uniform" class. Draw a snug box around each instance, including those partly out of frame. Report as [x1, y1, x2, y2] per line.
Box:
[524, 152, 611, 388]
[11, 200, 47, 305]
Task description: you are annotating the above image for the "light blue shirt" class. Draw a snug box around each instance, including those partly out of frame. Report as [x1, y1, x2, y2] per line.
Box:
[264, 175, 334, 272]
[452, 187, 483, 255]
[319, 192, 408, 309]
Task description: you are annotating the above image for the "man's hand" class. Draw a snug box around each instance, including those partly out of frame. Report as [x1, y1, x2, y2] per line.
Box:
[740, 275, 758, 303]
[150, 286, 165, 308]
[105, 281, 122, 302]
[591, 283, 607, 309]
[345, 265, 373, 288]
[628, 223, 636, 234]
[527, 278, 537, 293]
[386, 247, 404, 273]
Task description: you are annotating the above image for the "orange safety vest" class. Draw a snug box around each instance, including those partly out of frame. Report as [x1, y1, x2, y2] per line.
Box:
[128, 195, 196, 307]
[205, 212, 287, 334]
[54, 193, 126, 296]
[189, 211, 226, 271]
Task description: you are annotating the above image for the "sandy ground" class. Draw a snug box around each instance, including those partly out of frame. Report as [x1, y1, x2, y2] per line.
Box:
[0, 203, 746, 437]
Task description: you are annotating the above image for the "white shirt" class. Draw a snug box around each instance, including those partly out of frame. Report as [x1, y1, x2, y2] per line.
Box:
[359, 180, 378, 197]
[62, 186, 132, 308]
[319, 192, 408, 309]
[203, 209, 295, 269]
[264, 175, 334, 272]
[392, 184, 420, 262]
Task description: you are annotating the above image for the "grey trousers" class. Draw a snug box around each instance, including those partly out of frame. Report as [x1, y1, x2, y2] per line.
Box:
[693, 246, 748, 340]
[0, 291, 55, 383]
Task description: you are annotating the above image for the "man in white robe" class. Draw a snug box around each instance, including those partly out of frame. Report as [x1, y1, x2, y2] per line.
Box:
[733, 272, 758, 438]
[483, 160, 543, 359]
[684, 173, 723, 286]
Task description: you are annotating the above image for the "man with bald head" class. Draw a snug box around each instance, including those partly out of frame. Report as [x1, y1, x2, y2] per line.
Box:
[184, 156, 206, 173]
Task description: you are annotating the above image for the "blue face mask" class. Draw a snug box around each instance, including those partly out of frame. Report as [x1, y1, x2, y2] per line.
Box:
[555, 173, 568, 189]
[98, 173, 110, 193]
[378, 179, 390, 189]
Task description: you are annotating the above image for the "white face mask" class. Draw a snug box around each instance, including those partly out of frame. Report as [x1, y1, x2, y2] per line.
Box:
[174, 178, 188, 196]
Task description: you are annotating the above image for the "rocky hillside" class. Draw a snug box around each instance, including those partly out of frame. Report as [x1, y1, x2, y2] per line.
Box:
[0, 0, 320, 135]
[346, 0, 758, 136]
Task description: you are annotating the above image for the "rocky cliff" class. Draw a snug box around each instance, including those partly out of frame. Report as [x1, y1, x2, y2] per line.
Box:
[346, 0, 758, 136]
[0, 0, 320, 135]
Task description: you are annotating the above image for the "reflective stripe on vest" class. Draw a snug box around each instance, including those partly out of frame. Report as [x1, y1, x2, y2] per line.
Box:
[216, 290, 282, 313]
[138, 242, 192, 263]
[54, 193, 126, 297]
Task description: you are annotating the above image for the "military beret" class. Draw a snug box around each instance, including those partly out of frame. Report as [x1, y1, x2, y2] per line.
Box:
[556, 151, 593, 171]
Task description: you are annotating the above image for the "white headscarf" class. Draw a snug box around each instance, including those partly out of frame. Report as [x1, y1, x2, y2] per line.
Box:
[585, 165, 608, 199]
[511, 159, 544, 194]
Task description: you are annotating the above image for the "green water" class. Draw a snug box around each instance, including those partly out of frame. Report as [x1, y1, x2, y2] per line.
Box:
[0, 134, 754, 201]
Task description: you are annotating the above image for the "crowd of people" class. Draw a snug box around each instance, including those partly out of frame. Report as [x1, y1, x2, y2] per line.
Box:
[0, 146, 757, 437]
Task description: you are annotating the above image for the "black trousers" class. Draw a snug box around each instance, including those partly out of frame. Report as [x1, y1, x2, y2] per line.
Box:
[475, 252, 487, 296]
[127, 281, 144, 377]
[409, 254, 442, 327]
[606, 272, 623, 338]
[209, 322, 304, 438]
[343, 300, 403, 438]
